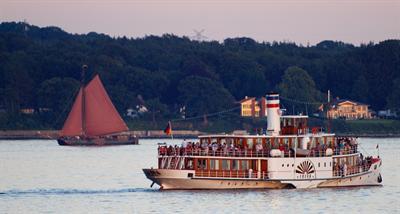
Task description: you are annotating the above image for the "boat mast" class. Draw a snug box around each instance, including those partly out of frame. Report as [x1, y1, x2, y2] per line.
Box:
[81, 65, 87, 137]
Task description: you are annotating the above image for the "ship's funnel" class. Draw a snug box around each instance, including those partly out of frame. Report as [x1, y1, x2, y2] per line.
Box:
[266, 93, 280, 136]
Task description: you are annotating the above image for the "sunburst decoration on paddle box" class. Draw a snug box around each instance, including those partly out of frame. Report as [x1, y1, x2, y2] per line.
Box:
[296, 160, 315, 174]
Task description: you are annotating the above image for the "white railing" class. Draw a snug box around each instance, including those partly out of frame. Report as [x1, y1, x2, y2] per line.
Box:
[158, 147, 358, 158]
[333, 164, 370, 177]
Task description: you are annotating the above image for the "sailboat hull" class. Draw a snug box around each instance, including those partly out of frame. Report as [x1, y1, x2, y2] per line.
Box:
[57, 137, 139, 146]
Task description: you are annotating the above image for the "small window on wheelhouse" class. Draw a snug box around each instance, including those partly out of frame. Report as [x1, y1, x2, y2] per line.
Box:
[232, 160, 239, 170]
[247, 139, 253, 149]
[210, 159, 219, 170]
[256, 138, 262, 145]
[186, 158, 193, 169]
[196, 159, 207, 170]
[222, 160, 230, 170]
[241, 160, 249, 170]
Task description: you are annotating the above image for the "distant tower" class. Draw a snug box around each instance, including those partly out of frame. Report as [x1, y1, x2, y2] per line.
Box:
[23, 19, 29, 35]
[191, 29, 208, 41]
[266, 93, 281, 136]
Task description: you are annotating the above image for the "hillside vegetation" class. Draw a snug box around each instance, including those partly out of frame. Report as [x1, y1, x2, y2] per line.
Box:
[0, 22, 399, 131]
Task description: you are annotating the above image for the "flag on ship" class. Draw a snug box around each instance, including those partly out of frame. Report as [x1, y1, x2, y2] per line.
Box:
[164, 121, 172, 135]
[318, 104, 324, 111]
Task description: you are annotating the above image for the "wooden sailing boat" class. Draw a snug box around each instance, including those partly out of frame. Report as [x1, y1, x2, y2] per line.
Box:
[57, 70, 138, 146]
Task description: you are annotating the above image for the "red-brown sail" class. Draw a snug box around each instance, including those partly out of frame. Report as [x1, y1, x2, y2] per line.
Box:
[60, 88, 84, 136]
[83, 75, 128, 137]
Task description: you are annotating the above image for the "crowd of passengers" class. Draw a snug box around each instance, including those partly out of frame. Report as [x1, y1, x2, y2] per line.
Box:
[334, 154, 375, 177]
[158, 137, 358, 157]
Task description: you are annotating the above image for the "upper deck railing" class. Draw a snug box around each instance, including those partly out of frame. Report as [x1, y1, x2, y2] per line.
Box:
[158, 145, 358, 158]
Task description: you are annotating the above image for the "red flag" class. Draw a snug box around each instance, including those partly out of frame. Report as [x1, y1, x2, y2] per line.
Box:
[164, 121, 172, 135]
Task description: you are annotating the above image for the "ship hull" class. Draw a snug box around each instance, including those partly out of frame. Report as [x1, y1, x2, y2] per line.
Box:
[57, 137, 139, 146]
[143, 169, 290, 190]
[143, 160, 382, 190]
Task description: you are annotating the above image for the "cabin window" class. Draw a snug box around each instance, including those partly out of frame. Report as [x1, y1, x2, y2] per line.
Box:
[241, 160, 249, 170]
[247, 139, 253, 149]
[266, 138, 271, 149]
[238, 138, 244, 147]
[222, 160, 230, 170]
[196, 159, 207, 170]
[318, 163, 320, 167]
[232, 160, 239, 170]
[251, 160, 257, 170]
[256, 138, 262, 145]
[186, 159, 193, 169]
[324, 162, 326, 167]
[210, 159, 219, 170]
[327, 137, 333, 147]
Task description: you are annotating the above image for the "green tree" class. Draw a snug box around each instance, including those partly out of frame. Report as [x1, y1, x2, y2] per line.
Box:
[178, 76, 235, 124]
[219, 53, 267, 99]
[37, 77, 80, 127]
[278, 66, 323, 114]
[145, 98, 168, 127]
[350, 74, 369, 103]
[2, 56, 34, 113]
[38, 77, 80, 112]
[386, 78, 400, 112]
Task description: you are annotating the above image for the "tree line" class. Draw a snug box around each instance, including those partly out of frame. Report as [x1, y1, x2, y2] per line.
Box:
[0, 22, 399, 129]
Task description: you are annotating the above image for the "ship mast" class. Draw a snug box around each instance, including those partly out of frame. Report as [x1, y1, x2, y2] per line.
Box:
[81, 65, 87, 137]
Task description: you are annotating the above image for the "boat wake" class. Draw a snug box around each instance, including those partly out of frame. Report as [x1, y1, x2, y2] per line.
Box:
[0, 188, 156, 196]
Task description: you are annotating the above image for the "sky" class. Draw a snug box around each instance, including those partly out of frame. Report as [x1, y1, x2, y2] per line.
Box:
[0, 0, 399, 45]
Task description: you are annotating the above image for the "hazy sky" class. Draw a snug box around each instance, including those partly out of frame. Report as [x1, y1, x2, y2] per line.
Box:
[1, 0, 399, 45]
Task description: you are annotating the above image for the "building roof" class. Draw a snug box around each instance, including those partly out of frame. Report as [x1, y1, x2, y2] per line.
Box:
[238, 96, 267, 104]
[238, 96, 255, 103]
[331, 99, 369, 107]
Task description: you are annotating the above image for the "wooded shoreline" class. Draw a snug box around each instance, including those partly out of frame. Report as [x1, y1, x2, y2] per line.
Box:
[1, 130, 400, 140]
[0, 130, 205, 140]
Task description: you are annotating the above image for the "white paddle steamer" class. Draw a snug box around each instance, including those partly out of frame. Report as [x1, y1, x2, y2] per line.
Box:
[143, 93, 382, 189]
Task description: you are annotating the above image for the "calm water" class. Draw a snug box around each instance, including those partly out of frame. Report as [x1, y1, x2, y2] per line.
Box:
[0, 138, 399, 213]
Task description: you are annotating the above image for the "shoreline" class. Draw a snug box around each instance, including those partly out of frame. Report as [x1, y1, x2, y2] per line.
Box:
[1, 130, 400, 140]
[0, 130, 205, 140]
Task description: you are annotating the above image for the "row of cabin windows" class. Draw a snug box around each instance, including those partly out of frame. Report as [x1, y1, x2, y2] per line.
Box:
[202, 159, 335, 170]
[201, 137, 335, 150]
[197, 159, 255, 171]
[281, 162, 332, 168]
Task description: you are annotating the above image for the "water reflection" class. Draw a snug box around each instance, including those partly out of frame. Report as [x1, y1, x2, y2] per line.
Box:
[0, 138, 398, 213]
